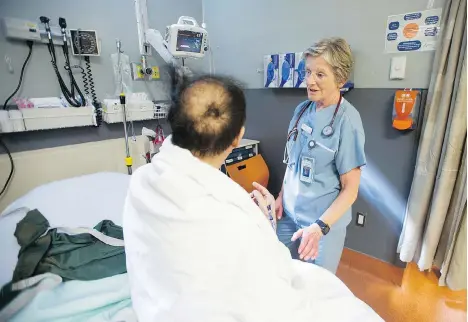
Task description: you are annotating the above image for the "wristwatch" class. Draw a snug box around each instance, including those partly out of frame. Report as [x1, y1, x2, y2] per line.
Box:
[314, 219, 330, 235]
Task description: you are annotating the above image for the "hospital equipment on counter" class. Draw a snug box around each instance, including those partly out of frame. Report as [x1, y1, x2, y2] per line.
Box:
[3, 16, 102, 123]
[283, 95, 343, 165]
[0, 39, 97, 134]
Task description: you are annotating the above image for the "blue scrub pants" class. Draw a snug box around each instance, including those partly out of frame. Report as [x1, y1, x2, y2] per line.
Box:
[277, 215, 346, 274]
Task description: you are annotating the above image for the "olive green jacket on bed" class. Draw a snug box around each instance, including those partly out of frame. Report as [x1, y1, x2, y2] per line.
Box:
[12, 209, 126, 282]
[0, 209, 126, 313]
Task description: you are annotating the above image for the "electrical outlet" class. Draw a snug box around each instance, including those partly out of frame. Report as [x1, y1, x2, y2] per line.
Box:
[131, 63, 160, 81]
[356, 212, 366, 227]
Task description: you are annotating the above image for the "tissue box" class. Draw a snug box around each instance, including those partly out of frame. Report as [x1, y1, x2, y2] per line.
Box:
[264, 54, 279, 88]
[294, 52, 306, 88]
[279, 53, 295, 88]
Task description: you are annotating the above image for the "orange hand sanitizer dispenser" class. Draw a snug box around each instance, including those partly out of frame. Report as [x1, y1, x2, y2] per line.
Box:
[392, 89, 420, 130]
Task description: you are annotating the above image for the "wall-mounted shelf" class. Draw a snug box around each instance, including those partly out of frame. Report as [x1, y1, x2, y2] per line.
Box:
[102, 100, 168, 124]
[0, 106, 97, 133]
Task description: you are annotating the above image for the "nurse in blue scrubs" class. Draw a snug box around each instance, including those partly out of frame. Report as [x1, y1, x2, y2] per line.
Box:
[275, 38, 366, 274]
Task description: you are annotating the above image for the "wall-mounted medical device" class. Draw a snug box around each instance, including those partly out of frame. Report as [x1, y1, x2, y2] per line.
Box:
[69, 29, 100, 56]
[68, 29, 101, 122]
[2, 17, 67, 45]
[392, 89, 421, 130]
[2, 17, 41, 41]
[134, 0, 209, 77]
[143, 17, 208, 69]
[164, 16, 208, 59]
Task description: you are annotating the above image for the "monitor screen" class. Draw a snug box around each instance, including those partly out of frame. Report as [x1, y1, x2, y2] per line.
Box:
[176, 30, 203, 53]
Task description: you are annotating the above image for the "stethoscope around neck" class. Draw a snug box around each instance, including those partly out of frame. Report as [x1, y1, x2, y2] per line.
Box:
[283, 95, 342, 165]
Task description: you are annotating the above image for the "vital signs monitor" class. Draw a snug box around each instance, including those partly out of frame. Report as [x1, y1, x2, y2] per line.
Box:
[164, 16, 208, 59]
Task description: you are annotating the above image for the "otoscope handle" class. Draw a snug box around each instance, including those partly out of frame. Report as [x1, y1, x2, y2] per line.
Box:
[58, 17, 67, 29]
[39, 16, 50, 24]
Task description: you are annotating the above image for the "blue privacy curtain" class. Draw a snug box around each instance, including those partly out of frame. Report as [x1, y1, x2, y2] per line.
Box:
[397, 0, 466, 290]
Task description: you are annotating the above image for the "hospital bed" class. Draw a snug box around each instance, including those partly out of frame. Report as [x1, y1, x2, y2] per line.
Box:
[0, 172, 381, 321]
[0, 172, 134, 321]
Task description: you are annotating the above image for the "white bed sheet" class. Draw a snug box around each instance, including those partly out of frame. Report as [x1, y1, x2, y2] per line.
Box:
[0, 172, 131, 286]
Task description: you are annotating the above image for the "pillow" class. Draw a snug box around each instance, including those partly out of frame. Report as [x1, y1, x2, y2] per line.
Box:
[0, 172, 131, 286]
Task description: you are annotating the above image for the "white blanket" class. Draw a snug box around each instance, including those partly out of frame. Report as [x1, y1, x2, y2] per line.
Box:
[123, 136, 383, 322]
[9, 274, 135, 322]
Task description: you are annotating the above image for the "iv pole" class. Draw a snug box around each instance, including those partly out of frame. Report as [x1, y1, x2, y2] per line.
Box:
[116, 39, 132, 175]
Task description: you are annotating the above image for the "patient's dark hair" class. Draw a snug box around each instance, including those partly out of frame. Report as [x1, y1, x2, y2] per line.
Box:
[168, 69, 246, 157]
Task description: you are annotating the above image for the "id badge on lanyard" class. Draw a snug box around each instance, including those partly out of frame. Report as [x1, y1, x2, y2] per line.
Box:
[300, 156, 315, 183]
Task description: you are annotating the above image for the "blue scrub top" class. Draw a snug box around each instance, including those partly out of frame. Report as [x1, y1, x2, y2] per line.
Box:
[282, 98, 366, 229]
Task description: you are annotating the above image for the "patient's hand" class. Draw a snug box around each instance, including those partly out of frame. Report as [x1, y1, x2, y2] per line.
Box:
[250, 182, 276, 229]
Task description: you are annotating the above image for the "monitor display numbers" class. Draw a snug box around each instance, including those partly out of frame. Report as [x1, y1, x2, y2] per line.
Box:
[176, 30, 203, 53]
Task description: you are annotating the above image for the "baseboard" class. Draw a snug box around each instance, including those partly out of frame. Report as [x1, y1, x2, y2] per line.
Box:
[340, 247, 405, 286]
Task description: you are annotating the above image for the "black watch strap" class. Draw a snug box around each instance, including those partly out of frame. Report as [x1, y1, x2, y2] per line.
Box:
[315, 219, 330, 235]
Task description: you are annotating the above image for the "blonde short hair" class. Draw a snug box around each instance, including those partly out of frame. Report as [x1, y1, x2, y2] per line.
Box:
[303, 38, 353, 84]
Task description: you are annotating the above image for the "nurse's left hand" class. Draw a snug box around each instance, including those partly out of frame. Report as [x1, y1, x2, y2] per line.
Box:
[291, 223, 323, 261]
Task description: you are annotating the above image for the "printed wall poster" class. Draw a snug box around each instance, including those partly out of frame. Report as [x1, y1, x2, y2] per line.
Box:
[385, 8, 442, 53]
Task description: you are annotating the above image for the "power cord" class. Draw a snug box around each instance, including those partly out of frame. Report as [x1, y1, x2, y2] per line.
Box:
[0, 139, 14, 197]
[0, 40, 33, 196]
[2, 41, 33, 110]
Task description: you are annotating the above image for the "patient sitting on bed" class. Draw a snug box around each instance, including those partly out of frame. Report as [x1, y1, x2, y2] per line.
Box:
[122, 74, 382, 322]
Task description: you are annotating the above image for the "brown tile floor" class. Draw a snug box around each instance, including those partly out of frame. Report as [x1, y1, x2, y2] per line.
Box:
[336, 249, 467, 322]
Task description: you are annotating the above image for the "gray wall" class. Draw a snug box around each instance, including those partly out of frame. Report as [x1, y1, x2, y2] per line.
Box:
[244, 88, 424, 265]
[0, 0, 204, 104]
[204, 0, 445, 88]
